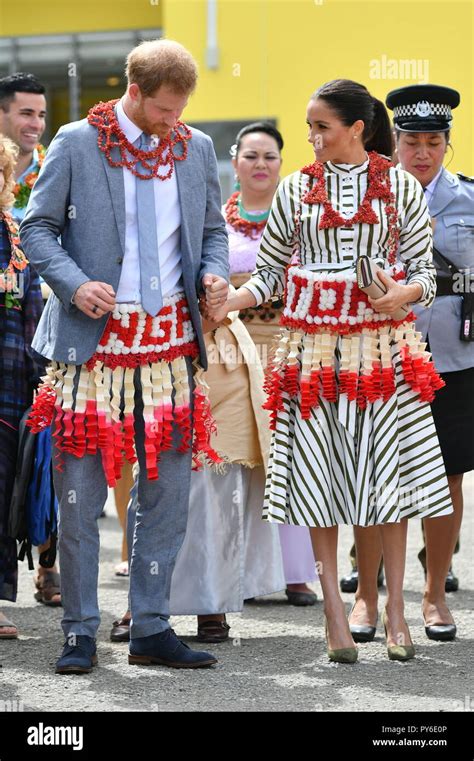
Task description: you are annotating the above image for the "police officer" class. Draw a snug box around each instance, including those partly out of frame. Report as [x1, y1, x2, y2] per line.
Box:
[347, 85, 473, 644]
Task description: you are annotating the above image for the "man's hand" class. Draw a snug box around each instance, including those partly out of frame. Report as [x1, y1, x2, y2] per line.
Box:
[368, 270, 421, 315]
[202, 274, 228, 312]
[73, 281, 116, 319]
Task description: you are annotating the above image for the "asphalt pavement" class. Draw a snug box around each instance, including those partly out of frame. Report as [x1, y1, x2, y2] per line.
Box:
[1, 474, 472, 712]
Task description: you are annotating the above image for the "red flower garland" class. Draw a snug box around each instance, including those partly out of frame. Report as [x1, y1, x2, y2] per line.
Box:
[87, 99, 192, 181]
[300, 151, 399, 265]
[224, 192, 268, 239]
[0, 211, 28, 294]
[13, 143, 47, 209]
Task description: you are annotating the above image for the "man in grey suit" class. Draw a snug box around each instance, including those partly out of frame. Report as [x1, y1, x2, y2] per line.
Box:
[20, 39, 229, 673]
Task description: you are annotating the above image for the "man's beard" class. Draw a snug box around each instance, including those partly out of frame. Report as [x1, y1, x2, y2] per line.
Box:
[132, 106, 171, 139]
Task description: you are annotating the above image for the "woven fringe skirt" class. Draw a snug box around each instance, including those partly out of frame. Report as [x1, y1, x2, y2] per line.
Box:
[262, 325, 453, 527]
[27, 295, 221, 487]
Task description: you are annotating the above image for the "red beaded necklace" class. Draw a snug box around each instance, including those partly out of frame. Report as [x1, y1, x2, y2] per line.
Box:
[87, 99, 192, 181]
[300, 151, 399, 264]
[224, 191, 269, 239]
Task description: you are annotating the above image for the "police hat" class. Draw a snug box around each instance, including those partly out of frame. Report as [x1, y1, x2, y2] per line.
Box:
[386, 84, 460, 132]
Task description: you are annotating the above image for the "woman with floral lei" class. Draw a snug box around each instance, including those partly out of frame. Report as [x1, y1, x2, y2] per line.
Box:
[170, 123, 319, 641]
[207, 80, 453, 664]
[0, 136, 44, 636]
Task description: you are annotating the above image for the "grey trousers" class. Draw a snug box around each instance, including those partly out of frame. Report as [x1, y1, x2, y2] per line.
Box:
[53, 358, 193, 640]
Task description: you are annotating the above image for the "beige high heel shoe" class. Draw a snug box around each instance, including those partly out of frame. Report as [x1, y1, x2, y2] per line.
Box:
[382, 609, 415, 661]
[325, 618, 358, 664]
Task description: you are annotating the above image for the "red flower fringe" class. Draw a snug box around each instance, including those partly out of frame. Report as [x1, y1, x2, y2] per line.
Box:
[27, 374, 222, 486]
[85, 341, 199, 371]
[300, 368, 323, 419]
[400, 346, 445, 403]
[85, 400, 99, 456]
[262, 366, 286, 430]
[300, 378, 312, 419]
[321, 366, 337, 402]
[122, 412, 137, 464]
[27, 386, 57, 432]
[262, 345, 445, 423]
[338, 370, 359, 402]
[381, 367, 396, 401]
[143, 420, 159, 482]
[192, 387, 222, 470]
[175, 404, 193, 453]
[283, 364, 299, 396]
[161, 403, 174, 453]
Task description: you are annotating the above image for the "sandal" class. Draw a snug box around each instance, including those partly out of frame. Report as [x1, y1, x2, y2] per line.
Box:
[114, 561, 129, 578]
[0, 613, 18, 639]
[34, 570, 62, 607]
[196, 618, 231, 643]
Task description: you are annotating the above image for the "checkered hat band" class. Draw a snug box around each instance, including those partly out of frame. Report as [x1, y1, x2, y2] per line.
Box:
[393, 103, 452, 118]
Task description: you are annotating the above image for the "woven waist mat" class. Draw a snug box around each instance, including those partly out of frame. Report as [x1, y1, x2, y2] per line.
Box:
[27, 295, 222, 486]
[281, 264, 416, 334]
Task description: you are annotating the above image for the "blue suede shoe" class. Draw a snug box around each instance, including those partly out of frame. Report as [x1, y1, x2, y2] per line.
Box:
[129, 628, 217, 669]
[55, 635, 97, 674]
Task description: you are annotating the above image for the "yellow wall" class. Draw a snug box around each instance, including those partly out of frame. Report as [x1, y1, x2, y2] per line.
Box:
[1, 0, 471, 173]
[0, 0, 162, 35]
[164, 0, 473, 175]
[50, 87, 124, 132]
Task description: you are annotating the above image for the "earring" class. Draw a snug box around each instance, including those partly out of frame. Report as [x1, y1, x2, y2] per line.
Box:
[353, 134, 358, 140]
[234, 175, 241, 191]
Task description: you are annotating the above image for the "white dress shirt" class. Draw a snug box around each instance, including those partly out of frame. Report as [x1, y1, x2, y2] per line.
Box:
[115, 98, 183, 303]
[422, 166, 443, 205]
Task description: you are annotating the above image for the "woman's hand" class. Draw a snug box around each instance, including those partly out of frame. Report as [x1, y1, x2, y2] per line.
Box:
[201, 317, 220, 334]
[199, 293, 232, 323]
[368, 270, 422, 315]
[199, 284, 257, 323]
[207, 300, 233, 323]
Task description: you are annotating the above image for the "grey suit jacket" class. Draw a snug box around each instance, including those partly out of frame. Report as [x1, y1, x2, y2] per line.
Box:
[20, 118, 229, 370]
[413, 168, 474, 372]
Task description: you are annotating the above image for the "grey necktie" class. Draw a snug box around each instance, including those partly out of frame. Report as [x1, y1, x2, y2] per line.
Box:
[136, 132, 163, 316]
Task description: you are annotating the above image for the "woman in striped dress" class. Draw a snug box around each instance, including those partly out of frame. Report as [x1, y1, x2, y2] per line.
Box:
[206, 79, 453, 663]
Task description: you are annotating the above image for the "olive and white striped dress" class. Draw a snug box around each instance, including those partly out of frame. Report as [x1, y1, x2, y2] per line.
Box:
[244, 156, 453, 527]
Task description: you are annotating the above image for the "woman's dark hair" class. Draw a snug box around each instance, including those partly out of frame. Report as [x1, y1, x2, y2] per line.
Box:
[312, 79, 393, 157]
[232, 121, 284, 158]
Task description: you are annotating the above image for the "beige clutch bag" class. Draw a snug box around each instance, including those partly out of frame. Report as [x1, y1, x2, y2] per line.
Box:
[356, 255, 409, 322]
